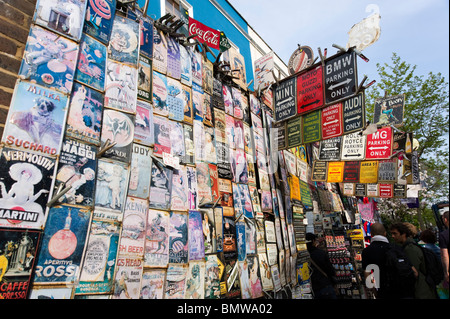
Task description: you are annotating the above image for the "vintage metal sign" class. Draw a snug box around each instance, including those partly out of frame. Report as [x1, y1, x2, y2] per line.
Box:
[286, 117, 302, 148]
[302, 110, 322, 144]
[359, 161, 379, 184]
[343, 161, 360, 183]
[297, 65, 324, 114]
[365, 127, 393, 159]
[288, 46, 314, 75]
[318, 136, 342, 161]
[274, 77, 297, 122]
[379, 183, 393, 198]
[188, 17, 220, 50]
[321, 102, 343, 139]
[327, 161, 344, 183]
[341, 132, 366, 161]
[373, 94, 405, 127]
[324, 51, 357, 104]
[311, 161, 328, 182]
[342, 92, 365, 134]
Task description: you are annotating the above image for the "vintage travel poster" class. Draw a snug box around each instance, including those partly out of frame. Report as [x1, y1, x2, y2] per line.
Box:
[112, 257, 143, 299]
[75, 33, 107, 92]
[128, 144, 152, 199]
[104, 60, 138, 113]
[184, 260, 206, 299]
[167, 78, 185, 122]
[153, 27, 167, 74]
[144, 209, 170, 268]
[66, 82, 103, 146]
[148, 161, 173, 210]
[55, 137, 97, 207]
[0, 227, 42, 299]
[139, 268, 166, 299]
[33, 205, 91, 284]
[152, 115, 171, 157]
[167, 36, 181, 79]
[164, 263, 188, 299]
[119, 197, 148, 259]
[169, 211, 188, 263]
[137, 55, 152, 102]
[83, 0, 116, 44]
[0, 147, 56, 229]
[134, 99, 154, 146]
[76, 219, 120, 295]
[171, 167, 189, 211]
[19, 25, 79, 94]
[152, 71, 169, 116]
[108, 15, 139, 66]
[94, 159, 129, 212]
[2, 80, 69, 157]
[100, 109, 134, 163]
[188, 210, 205, 261]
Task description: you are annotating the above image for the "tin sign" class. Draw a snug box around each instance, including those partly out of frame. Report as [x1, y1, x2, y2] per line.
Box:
[373, 94, 405, 127]
[302, 110, 322, 144]
[341, 132, 366, 161]
[297, 65, 324, 114]
[342, 92, 365, 134]
[324, 51, 357, 104]
[365, 127, 393, 159]
[321, 102, 343, 139]
[274, 77, 297, 122]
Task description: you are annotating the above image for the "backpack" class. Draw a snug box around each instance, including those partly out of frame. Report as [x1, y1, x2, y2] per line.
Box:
[407, 242, 444, 287]
[384, 244, 416, 297]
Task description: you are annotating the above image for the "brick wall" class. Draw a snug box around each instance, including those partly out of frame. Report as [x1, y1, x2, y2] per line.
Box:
[0, 0, 36, 138]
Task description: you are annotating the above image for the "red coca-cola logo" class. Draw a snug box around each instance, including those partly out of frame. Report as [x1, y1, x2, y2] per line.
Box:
[188, 17, 220, 50]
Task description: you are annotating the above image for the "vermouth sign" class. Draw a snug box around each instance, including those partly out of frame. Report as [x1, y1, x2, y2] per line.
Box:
[188, 17, 220, 50]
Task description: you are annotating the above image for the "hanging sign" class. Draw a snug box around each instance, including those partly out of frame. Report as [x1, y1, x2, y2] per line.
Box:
[342, 92, 365, 134]
[286, 117, 302, 148]
[188, 17, 220, 50]
[373, 94, 405, 127]
[254, 52, 274, 91]
[327, 161, 344, 183]
[299, 180, 313, 206]
[324, 51, 357, 104]
[343, 183, 355, 196]
[409, 151, 420, 185]
[321, 102, 343, 139]
[359, 161, 378, 183]
[302, 110, 322, 144]
[355, 183, 366, 197]
[318, 136, 342, 161]
[297, 65, 324, 114]
[341, 132, 366, 160]
[393, 132, 413, 154]
[311, 161, 328, 182]
[379, 184, 394, 198]
[378, 159, 397, 183]
[343, 161, 360, 183]
[274, 77, 297, 122]
[288, 46, 314, 75]
[365, 127, 392, 159]
[274, 121, 287, 150]
[366, 183, 379, 197]
[393, 183, 407, 198]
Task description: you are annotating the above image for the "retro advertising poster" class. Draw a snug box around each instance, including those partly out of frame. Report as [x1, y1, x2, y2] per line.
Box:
[205, 254, 223, 299]
[212, 78, 224, 110]
[247, 256, 263, 298]
[33, 0, 87, 41]
[169, 211, 188, 263]
[153, 26, 167, 74]
[152, 71, 168, 116]
[203, 93, 214, 127]
[254, 52, 274, 91]
[148, 161, 173, 210]
[214, 207, 224, 253]
[203, 59, 214, 96]
[238, 260, 251, 299]
[76, 219, 120, 295]
[186, 166, 198, 210]
[66, 82, 104, 146]
[188, 210, 205, 261]
[223, 84, 233, 116]
[55, 137, 97, 207]
[144, 209, 170, 268]
[204, 126, 217, 164]
[196, 162, 212, 205]
[167, 78, 185, 122]
[0, 227, 41, 299]
[100, 109, 134, 163]
[127, 10, 154, 59]
[183, 123, 195, 165]
[0, 147, 56, 229]
[2, 80, 69, 157]
[94, 159, 129, 212]
[104, 60, 138, 113]
[112, 257, 143, 299]
[227, 47, 247, 90]
[192, 83, 204, 121]
[182, 85, 193, 124]
[232, 149, 248, 184]
[202, 209, 216, 254]
[137, 55, 152, 102]
[245, 219, 257, 255]
[152, 115, 171, 157]
[232, 183, 254, 219]
[222, 216, 237, 260]
[108, 15, 139, 66]
[19, 25, 79, 94]
[191, 50, 203, 87]
[170, 121, 186, 161]
[134, 99, 154, 146]
[232, 87, 243, 120]
[214, 108, 227, 144]
[75, 33, 107, 93]
[118, 197, 148, 259]
[171, 167, 189, 211]
[164, 263, 188, 299]
[258, 252, 273, 291]
[185, 260, 206, 299]
[167, 36, 181, 80]
[180, 45, 192, 86]
[83, 0, 116, 45]
[236, 221, 246, 261]
[128, 144, 152, 199]
[140, 268, 166, 299]
[208, 164, 220, 202]
[33, 205, 91, 284]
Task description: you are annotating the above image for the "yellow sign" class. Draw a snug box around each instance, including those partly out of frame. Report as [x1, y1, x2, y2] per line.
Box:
[289, 175, 301, 201]
[327, 161, 344, 183]
[359, 161, 379, 183]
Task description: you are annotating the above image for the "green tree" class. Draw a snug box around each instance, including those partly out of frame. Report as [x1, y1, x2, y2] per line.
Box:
[365, 53, 449, 230]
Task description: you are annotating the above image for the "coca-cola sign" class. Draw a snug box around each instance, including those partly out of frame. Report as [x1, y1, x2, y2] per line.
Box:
[188, 17, 220, 50]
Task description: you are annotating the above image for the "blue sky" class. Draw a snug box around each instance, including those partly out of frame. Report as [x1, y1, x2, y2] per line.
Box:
[227, 0, 449, 85]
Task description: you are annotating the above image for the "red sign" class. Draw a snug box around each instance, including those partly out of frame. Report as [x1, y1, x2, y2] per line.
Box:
[188, 17, 220, 50]
[379, 183, 393, 198]
[297, 65, 324, 114]
[321, 102, 343, 139]
[365, 127, 392, 159]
